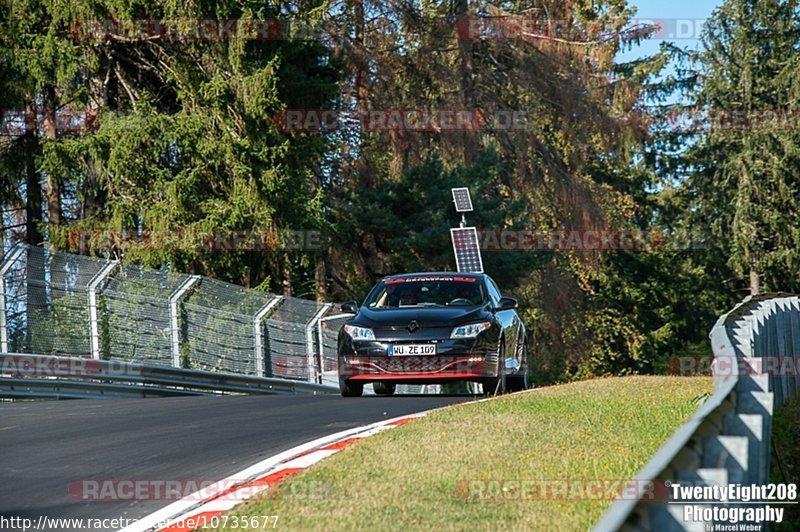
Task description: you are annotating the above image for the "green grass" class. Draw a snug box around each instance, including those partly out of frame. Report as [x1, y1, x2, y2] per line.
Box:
[770, 395, 800, 531]
[210, 376, 712, 532]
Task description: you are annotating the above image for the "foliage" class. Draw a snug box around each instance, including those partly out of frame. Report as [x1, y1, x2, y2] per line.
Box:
[665, 0, 800, 293]
[4, 1, 800, 384]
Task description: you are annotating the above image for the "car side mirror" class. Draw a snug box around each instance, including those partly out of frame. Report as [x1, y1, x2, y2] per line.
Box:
[341, 300, 359, 314]
[495, 297, 517, 312]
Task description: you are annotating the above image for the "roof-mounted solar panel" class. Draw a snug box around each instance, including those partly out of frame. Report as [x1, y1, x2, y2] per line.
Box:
[451, 187, 473, 213]
[450, 227, 484, 273]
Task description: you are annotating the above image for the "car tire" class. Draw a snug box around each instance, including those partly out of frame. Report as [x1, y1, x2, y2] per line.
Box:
[373, 382, 396, 396]
[483, 373, 506, 396]
[506, 368, 529, 392]
[507, 344, 531, 392]
[339, 379, 364, 397]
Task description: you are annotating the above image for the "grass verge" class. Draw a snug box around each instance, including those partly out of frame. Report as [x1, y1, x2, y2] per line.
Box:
[210, 376, 712, 531]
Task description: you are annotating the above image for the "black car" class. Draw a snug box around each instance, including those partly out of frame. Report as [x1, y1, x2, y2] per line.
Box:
[337, 272, 530, 397]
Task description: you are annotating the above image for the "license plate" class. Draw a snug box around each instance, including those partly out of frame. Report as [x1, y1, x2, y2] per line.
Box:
[389, 344, 436, 356]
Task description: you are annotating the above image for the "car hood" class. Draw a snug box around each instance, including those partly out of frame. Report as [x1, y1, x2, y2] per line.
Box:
[353, 305, 490, 329]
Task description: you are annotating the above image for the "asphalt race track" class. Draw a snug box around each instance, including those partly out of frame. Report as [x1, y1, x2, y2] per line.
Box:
[0, 394, 472, 527]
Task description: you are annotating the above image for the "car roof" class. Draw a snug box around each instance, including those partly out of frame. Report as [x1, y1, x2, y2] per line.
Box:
[382, 272, 486, 281]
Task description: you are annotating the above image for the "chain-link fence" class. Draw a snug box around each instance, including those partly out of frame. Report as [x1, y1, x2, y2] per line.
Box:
[0, 245, 110, 356]
[104, 264, 191, 365]
[0, 244, 343, 383]
[267, 297, 330, 381]
[183, 277, 275, 375]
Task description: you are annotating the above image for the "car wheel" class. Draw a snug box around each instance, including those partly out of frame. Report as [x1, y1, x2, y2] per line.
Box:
[483, 373, 506, 396]
[373, 382, 396, 396]
[339, 378, 364, 397]
[506, 370, 529, 392]
[507, 344, 530, 392]
[482, 340, 507, 396]
[506, 368, 529, 392]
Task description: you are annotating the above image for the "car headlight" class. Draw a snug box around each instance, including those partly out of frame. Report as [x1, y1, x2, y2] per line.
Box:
[450, 321, 492, 339]
[344, 324, 376, 341]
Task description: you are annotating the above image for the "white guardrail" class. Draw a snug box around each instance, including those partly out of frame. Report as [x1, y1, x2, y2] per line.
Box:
[596, 293, 800, 531]
[0, 352, 338, 398]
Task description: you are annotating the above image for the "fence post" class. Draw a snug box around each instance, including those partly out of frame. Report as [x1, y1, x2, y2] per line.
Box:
[0, 244, 26, 353]
[253, 296, 283, 377]
[87, 260, 119, 360]
[313, 303, 334, 384]
[317, 310, 351, 385]
[306, 304, 332, 382]
[169, 275, 201, 368]
[317, 316, 324, 383]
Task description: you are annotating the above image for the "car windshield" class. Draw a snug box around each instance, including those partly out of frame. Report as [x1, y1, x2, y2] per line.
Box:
[364, 276, 487, 308]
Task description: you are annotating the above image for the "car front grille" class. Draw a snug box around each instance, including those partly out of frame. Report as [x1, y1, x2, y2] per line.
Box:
[344, 355, 484, 375]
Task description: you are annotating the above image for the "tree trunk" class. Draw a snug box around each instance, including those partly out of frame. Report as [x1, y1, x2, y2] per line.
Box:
[282, 256, 293, 297]
[43, 86, 62, 254]
[315, 253, 327, 302]
[454, 0, 478, 166]
[23, 101, 47, 351]
[24, 103, 43, 247]
[347, 0, 381, 276]
[351, 0, 376, 186]
[749, 268, 760, 295]
[79, 67, 108, 224]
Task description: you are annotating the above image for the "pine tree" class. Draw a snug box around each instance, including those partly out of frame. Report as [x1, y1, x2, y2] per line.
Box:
[1, 0, 342, 293]
[685, 0, 800, 293]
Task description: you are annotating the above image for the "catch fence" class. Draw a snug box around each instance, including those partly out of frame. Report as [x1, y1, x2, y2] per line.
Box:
[0, 244, 341, 386]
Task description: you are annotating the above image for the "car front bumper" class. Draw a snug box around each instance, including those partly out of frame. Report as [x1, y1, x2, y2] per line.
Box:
[337, 337, 500, 384]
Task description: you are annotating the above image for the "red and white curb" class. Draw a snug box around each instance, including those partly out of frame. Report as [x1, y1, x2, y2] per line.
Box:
[119, 412, 431, 532]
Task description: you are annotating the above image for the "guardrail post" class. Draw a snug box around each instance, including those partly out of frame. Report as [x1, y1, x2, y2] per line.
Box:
[169, 275, 201, 368]
[317, 315, 324, 384]
[0, 244, 25, 353]
[318, 312, 354, 385]
[314, 304, 334, 384]
[306, 304, 332, 383]
[254, 296, 283, 377]
[87, 260, 119, 359]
